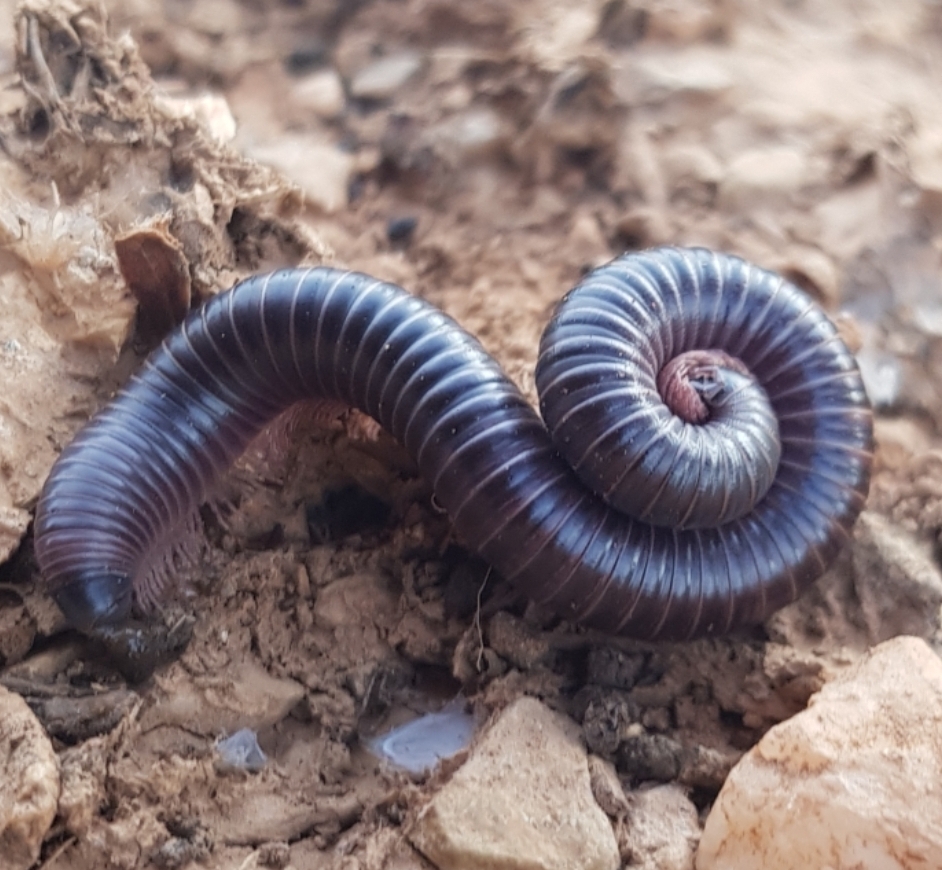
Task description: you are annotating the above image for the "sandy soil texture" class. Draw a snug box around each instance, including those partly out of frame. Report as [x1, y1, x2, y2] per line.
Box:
[1, 0, 942, 868]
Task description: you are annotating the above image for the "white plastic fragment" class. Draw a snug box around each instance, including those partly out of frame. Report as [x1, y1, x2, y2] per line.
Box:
[349, 52, 422, 101]
[215, 728, 267, 772]
[369, 700, 477, 774]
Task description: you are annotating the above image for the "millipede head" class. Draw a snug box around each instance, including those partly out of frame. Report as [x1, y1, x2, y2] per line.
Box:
[52, 571, 134, 632]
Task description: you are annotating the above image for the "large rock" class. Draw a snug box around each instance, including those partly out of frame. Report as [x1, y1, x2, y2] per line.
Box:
[0, 685, 60, 870]
[697, 636, 942, 869]
[409, 697, 619, 870]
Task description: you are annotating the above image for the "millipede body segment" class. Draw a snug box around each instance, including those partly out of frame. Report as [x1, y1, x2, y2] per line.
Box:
[34, 247, 873, 640]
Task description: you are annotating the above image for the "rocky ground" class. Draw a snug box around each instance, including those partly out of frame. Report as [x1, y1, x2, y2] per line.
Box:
[2, 0, 942, 868]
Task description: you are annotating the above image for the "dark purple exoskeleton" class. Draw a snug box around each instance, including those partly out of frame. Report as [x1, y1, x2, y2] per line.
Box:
[35, 248, 873, 641]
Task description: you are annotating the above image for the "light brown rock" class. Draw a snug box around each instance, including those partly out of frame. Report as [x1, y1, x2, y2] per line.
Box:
[517, 6, 600, 72]
[615, 51, 734, 106]
[643, 0, 732, 43]
[909, 125, 942, 192]
[719, 146, 808, 210]
[153, 90, 236, 143]
[0, 504, 29, 566]
[139, 658, 306, 735]
[292, 69, 346, 119]
[697, 637, 942, 870]
[409, 697, 619, 870]
[430, 107, 507, 159]
[215, 791, 361, 844]
[770, 246, 840, 306]
[249, 136, 354, 213]
[349, 52, 422, 100]
[0, 684, 60, 870]
[662, 144, 724, 190]
[622, 785, 700, 870]
[588, 755, 630, 819]
[57, 739, 107, 838]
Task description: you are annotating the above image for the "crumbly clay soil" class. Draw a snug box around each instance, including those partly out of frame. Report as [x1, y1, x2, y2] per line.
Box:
[1, 0, 942, 868]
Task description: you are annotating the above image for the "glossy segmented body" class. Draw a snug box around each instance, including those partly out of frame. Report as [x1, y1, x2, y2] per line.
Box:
[34, 247, 873, 640]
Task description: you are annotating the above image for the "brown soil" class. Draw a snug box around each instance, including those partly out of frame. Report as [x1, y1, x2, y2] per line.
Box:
[1, 0, 941, 868]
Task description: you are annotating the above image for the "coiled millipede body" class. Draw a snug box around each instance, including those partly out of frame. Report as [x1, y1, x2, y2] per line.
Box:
[34, 247, 873, 641]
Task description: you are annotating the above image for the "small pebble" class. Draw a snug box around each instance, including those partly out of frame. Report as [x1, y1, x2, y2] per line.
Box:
[587, 755, 630, 818]
[434, 107, 505, 156]
[153, 834, 211, 869]
[386, 215, 418, 245]
[140, 658, 305, 735]
[774, 247, 840, 306]
[621, 784, 700, 870]
[257, 841, 291, 868]
[615, 53, 733, 105]
[587, 646, 646, 690]
[582, 689, 640, 757]
[640, 706, 671, 733]
[719, 146, 809, 210]
[350, 52, 422, 101]
[284, 42, 327, 75]
[908, 125, 942, 193]
[662, 143, 723, 199]
[487, 611, 553, 670]
[618, 732, 683, 783]
[614, 208, 672, 249]
[855, 347, 902, 410]
[249, 136, 354, 214]
[292, 69, 345, 119]
[678, 744, 738, 791]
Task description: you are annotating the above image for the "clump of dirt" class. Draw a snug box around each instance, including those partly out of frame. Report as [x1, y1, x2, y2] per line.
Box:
[0, 0, 324, 648]
[1, 0, 942, 868]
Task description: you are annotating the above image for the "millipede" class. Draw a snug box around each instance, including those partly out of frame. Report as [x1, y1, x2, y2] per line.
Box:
[34, 247, 874, 641]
